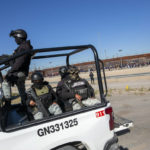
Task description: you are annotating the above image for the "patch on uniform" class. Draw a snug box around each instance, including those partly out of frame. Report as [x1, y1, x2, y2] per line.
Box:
[72, 81, 85, 87]
[35, 85, 49, 96]
[96, 110, 105, 118]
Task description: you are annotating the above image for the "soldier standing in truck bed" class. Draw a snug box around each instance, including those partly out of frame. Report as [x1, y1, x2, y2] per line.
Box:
[2, 29, 33, 108]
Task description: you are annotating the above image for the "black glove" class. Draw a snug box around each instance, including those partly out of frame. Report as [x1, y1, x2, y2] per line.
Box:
[5, 71, 18, 86]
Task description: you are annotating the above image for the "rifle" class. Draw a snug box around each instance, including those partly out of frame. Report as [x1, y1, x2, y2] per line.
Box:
[0, 54, 10, 60]
[28, 88, 50, 118]
[0, 55, 10, 64]
[64, 82, 85, 108]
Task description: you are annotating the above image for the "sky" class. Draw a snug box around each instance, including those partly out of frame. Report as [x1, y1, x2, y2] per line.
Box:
[0, 0, 150, 68]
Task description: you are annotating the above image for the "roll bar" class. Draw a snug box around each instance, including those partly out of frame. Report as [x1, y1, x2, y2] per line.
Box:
[0, 44, 107, 102]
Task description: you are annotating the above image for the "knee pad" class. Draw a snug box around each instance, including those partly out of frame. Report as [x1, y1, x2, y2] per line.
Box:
[2, 81, 11, 99]
[34, 112, 43, 120]
[48, 103, 62, 115]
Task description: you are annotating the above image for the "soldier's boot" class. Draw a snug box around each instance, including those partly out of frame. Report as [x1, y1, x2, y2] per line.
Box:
[4, 99, 11, 110]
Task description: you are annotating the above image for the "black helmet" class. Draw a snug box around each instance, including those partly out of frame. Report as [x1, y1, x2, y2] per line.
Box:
[59, 66, 68, 78]
[31, 72, 43, 83]
[68, 65, 80, 80]
[9, 29, 27, 40]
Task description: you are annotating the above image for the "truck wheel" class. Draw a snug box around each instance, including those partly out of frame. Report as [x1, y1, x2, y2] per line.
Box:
[109, 143, 120, 150]
[55, 145, 77, 150]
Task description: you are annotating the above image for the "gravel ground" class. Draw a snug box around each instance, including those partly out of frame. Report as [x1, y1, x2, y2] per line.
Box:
[108, 91, 150, 150]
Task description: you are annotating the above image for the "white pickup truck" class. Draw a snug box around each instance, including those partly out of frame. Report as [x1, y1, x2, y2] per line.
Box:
[0, 45, 133, 150]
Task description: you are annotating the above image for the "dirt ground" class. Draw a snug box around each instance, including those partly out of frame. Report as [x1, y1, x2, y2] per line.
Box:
[104, 66, 150, 150]
[109, 93, 150, 150]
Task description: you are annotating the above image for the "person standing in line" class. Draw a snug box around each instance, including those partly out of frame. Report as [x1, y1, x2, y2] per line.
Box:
[89, 71, 94, 84]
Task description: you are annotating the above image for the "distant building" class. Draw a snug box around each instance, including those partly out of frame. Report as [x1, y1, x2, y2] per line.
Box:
[29, 53, 150, 78]
[103, 53, 150, 69]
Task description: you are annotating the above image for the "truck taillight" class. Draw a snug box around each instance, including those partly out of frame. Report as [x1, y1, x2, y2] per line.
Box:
[105, 107, 114, 130]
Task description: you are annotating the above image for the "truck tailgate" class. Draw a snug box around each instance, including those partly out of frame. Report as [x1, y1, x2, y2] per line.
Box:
[114, 115, 133, 133]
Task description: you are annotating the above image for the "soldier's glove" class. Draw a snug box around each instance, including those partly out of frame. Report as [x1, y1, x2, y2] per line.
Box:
[5, 71, 17, 86]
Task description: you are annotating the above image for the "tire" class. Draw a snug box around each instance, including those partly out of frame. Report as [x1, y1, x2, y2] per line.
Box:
[55, 145, 77, 150]
[109, 143, 120, 150]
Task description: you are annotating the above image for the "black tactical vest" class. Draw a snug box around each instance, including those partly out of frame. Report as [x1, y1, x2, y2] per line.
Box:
[34, 85, 54, 108]
[65, 79, 89, 100]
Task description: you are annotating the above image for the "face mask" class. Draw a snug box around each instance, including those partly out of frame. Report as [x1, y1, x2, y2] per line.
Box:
[34, 81, 43, 89]
[15, 37, 24, 45]
[69, 73, 79, 80]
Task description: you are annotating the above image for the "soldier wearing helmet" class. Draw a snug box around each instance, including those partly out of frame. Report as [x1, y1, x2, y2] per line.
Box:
[56, 65, 100, 111]
[26, 72, 62, 120]
[59, 66, 68, 80]
[2, 29, 33, 108]
[56, 66, 69, 111]
[8, 29, 33, 77]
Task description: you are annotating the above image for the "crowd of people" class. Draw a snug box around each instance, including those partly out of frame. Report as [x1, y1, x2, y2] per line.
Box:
[105, 61, 150, 71]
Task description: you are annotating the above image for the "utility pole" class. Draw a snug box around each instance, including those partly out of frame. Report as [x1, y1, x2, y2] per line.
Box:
[49, 62, 53, 76]
[118, 49, 123, 68]
[104, 49, 107, 59]
[34, 64, 36, 71]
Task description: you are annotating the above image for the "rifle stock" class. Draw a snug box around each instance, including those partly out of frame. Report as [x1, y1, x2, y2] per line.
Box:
[0, 54, 11, 67]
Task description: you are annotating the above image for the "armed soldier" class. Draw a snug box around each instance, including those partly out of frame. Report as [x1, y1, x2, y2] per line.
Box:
[56, 65, 100, 111]
[27, 72, 62, 120]
[2, 29, 33, 108]
[56, 66, 69, 111]
[59, 66, 68, 80]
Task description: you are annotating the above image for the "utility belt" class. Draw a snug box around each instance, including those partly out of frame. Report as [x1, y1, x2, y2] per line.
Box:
[5, 71, 26, 85]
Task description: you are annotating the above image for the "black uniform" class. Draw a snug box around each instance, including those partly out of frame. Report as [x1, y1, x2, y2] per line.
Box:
[8, 40, 33, 76]
[6, 40, 33, 105]
[89, 71, 94, 84]
[27, 81, 62, 119]
[56, 76, 95, 111]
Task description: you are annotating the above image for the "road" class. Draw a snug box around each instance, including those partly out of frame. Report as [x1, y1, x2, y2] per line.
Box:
[106, 71, 150, 79]
[108, 90, 150, 150]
